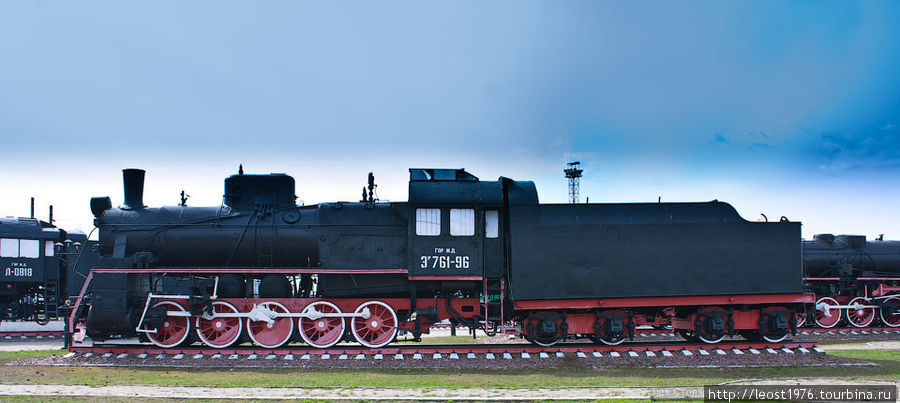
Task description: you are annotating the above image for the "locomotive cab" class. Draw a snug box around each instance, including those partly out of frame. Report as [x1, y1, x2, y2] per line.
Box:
[407, 169, 503, 284]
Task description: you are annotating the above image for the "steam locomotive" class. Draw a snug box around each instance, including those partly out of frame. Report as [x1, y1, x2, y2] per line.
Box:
[68, 167, 821, 349]
[801, 235, 900, 328]
[0, 214, 96, 325]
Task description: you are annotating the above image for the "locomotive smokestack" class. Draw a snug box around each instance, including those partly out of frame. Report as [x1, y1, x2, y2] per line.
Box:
[49, 205, 53, 225]
[123, 168, 146, 209]
[30, 197, 34, 219]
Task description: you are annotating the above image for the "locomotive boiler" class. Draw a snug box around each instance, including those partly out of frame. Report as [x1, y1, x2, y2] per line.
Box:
[72, 167, 814, 349]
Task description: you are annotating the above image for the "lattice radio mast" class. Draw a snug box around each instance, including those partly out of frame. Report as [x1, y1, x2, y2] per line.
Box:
[564, 161, 583, 204]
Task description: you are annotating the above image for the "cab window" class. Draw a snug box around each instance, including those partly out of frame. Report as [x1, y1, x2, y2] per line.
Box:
[485, 210, 499, 238]
[0, 238, 18, 257]
[450, 208, 475, 236]
[416, 208, 441, 236]
[19, 240, 39, 258]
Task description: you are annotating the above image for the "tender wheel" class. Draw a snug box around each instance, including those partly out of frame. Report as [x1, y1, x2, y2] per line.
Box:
[677, 330, 700, 343]
[697, 332, 726, 344]
[298, 301, 345, 348]
[813, 297, 842, 328]
[762, 331, 788, 343]
[795, 309, 807, 328]
[195, 301, 242, 348]
[593, 333, 626, 346]
[147, 301, 191, 348]
[246, 301, 293, 348]
[695, 307, 728, 344]
[351, 301, 398, 348]
[845, 297, 876, 328]
[880, 297, 900, 327]
[525, 334, 561, 347]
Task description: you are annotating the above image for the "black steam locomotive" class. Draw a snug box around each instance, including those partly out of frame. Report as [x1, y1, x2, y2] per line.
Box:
[68, 167, 819, 349]
[801, 235, 900, 328]
[0, 214, 96, 324]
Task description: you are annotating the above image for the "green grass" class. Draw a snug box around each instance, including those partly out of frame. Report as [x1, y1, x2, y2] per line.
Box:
[1, 348, 897, 389]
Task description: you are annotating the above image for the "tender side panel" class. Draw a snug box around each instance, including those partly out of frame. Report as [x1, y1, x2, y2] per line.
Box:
[508, 203, 803, 300]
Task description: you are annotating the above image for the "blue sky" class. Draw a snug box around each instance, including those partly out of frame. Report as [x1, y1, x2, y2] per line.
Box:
[1, 1, 898, 237]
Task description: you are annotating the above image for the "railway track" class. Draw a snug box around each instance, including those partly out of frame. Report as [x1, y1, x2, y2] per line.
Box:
[69, 340, 820, 359]
[0, 330, 64, 340]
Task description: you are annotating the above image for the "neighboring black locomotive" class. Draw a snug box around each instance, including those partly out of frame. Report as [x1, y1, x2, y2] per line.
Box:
[70, 167, 811, 348]
[0, 214, 95, 324]
[802, 234, 900, 328]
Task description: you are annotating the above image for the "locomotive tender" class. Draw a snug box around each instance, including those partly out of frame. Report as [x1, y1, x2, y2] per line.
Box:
[73, 167, 813, 349]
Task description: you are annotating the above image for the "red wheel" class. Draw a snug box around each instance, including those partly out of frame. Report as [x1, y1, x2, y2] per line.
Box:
[298, 301, 345, 348]
[195, 301, 242, 348]
[846, 297, 875, 328]
[246, 301, 293, 348]
[147, 301, 191, 348]
[351, 301, 398, 348]
[813, 297, 842, 328]
[880, 297, 900, 327]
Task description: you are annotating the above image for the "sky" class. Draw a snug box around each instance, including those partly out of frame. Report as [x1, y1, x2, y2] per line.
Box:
[1, 1, 898, 239]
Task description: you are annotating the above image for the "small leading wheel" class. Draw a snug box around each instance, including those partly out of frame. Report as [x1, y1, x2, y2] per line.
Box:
[247, 301, 293, 348]
[846, 297, 876, 328]
[195, 301, 242, 348]
[880, 297, 900, 327]
[147, 301, 191, 348]
[813, 297, 842, 328]
[298, 301, 345, 348]
[351, 301, 398, 348]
